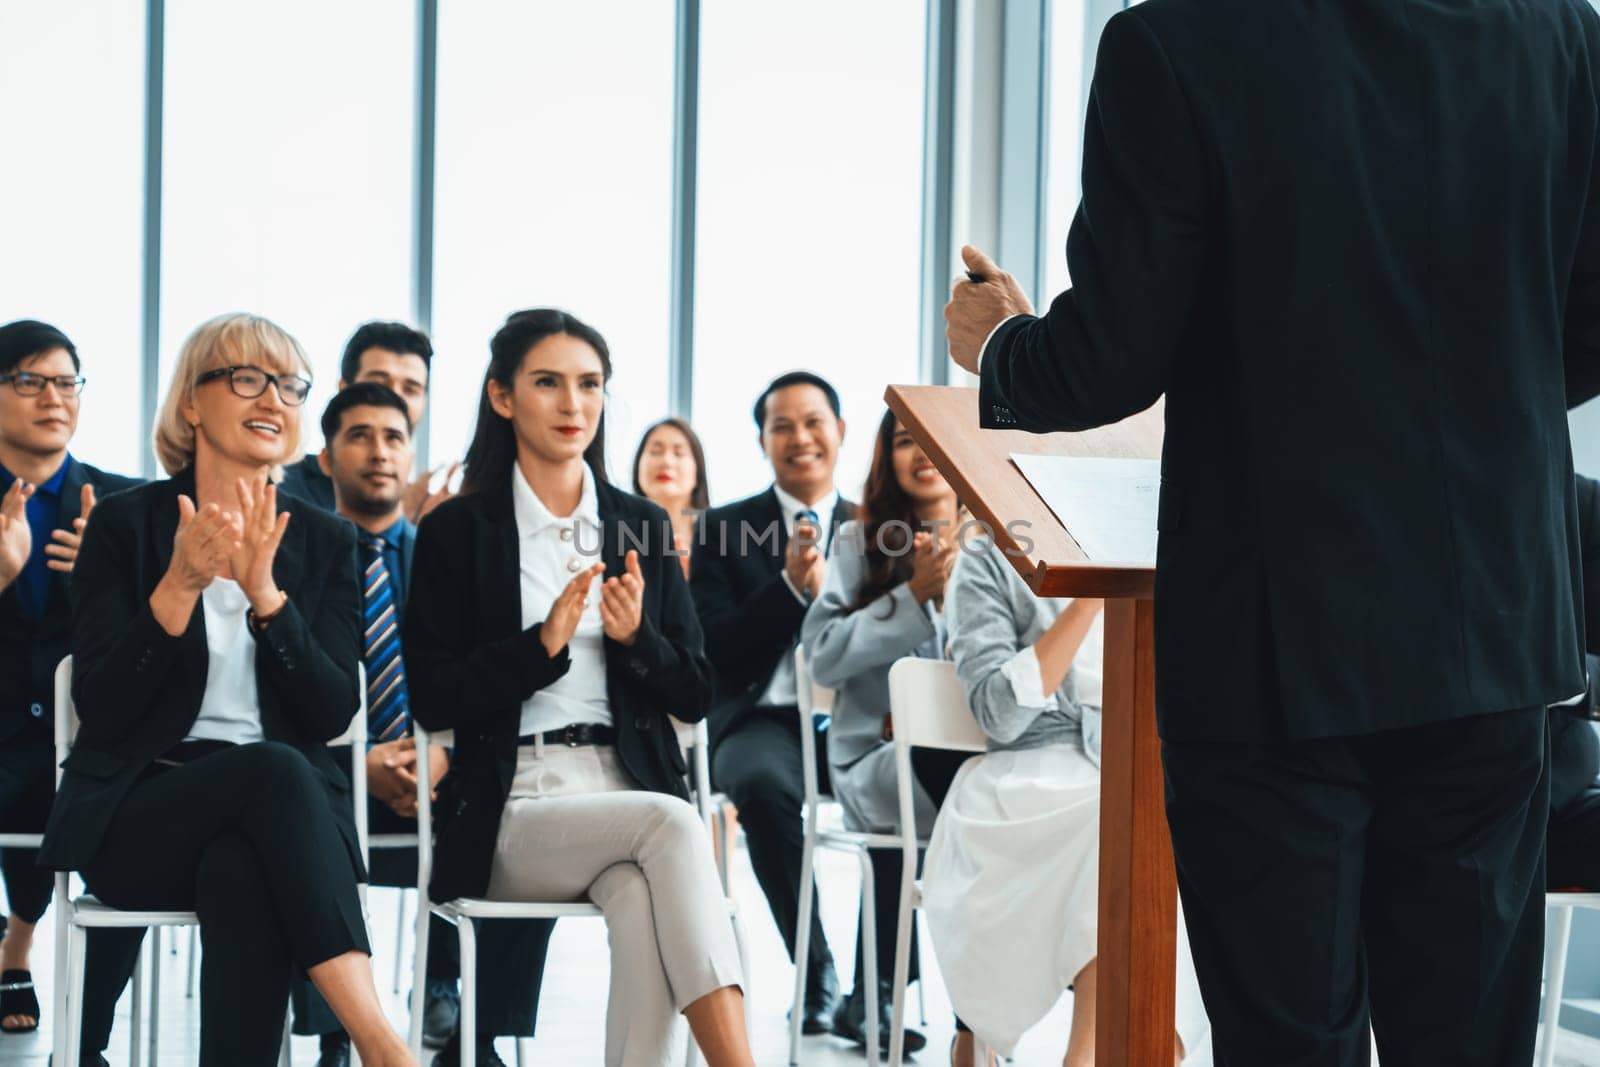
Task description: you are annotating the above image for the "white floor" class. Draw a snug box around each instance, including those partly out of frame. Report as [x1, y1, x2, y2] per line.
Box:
[1, 840, 1598, 1065]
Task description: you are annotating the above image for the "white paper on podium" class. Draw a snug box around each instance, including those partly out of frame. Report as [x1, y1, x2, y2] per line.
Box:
[1009, 454, 1161, 564]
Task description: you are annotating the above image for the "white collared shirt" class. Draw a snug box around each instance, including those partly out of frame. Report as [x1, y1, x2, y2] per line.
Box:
[185, 578, 265, 745]
[512, 462, 613, 736]
[756, 483, 840, 709]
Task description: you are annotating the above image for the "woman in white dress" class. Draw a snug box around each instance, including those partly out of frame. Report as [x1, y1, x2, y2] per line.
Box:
[918, 536, 1209, 1067]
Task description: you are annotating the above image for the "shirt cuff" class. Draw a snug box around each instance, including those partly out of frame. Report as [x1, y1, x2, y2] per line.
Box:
[1000, 645, 1056, 709]
[976, 315, 1023, 374]
[781, 570, 809, 606]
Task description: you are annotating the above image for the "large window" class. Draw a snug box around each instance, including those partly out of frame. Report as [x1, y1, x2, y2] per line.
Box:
[693, 0, 927, 505]
[159, 0, 415, 460]
[429, 0, 676, 479]
[0, 2, 145, 472]
[1043, 0, 1087, 302]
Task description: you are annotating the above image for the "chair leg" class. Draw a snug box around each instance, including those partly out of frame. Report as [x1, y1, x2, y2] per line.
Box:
[789, 826, 819, 1066]
[130, 930, 144, 1067]
[1541, 903, 1576, 1067]
[148, 926, 162, 1067]
[887, 864, 916, 1067]
[393, 889, 408, 994]
[516, 1036, 531, 1066]
[280, 1015, 293, 1067]
[459, 917, 477, 1067]
[409, 899, 433, 1055]
[185, 924, 198, 998]
[858, 849, 880, 1067]
[52, 872, 70, 1059]
[64, 920, 85, 1067]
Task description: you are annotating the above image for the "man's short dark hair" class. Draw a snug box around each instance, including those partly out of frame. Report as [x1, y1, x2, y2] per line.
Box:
[0, 320, 80, 377]
[339, 321, 433, 386]
[321, 382, 412, 447]
[752, 371, 842, 431]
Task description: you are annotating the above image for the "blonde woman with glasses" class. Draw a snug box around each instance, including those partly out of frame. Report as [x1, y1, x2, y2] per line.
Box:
[39, 313, 415, 1067]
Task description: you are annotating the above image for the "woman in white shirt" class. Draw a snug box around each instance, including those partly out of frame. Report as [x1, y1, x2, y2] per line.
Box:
[402, 309, 751, 1067]
[919, 537, 1209, 1067]
[39, 313, 412, 1066]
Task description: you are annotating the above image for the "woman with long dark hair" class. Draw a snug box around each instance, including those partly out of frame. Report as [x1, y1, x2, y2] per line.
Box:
[631, 417, 710, 578]
[404, 309, 752, 1067]
[798, 407, 962, 1053]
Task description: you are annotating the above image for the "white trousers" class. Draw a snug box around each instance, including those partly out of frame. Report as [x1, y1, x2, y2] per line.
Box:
[487, 741, 743, 1067]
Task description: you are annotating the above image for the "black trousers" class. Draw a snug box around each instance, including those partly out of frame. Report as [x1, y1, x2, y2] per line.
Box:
[712, 708, 834, 971]
[78, 742, 369, 1067]
[290, 789, 555, 1038]
[1163, 706, 1548, 1067]
[0, 741, 55, 924]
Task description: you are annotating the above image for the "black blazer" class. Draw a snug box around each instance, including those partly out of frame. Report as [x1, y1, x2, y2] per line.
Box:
[38, 469, 363, 872]
[979, 0, 1600, 742]
[689, 487, 855, 747]
[0, 457, 140, 745]
[402, 475, 713, 903]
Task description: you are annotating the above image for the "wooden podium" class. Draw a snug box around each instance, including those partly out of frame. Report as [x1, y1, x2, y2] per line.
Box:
[884, 384, 1174, 1067]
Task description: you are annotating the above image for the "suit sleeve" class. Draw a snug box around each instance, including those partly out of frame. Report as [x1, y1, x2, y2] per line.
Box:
[255, 518, 362, 743]
[609, 523, 715, 723]
[69, 495, 186, 743]
[980, 11, 1206, 433]
[1567, 33, 1600, 408]
[689, 513, 809, 689]
[402, 509, 572, 732]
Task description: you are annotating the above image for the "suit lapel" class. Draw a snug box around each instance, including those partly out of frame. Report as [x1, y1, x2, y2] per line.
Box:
[480, 484, 523, 640]
[759, 488, 787, 576]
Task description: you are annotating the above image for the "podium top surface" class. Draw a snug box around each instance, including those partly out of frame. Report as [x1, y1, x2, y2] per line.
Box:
[884, 384, 1162, 600]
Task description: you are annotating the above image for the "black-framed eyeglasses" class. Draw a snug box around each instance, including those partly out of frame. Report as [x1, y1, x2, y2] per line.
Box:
[0, 373, 87, 398]
[196, 366, 312, 407]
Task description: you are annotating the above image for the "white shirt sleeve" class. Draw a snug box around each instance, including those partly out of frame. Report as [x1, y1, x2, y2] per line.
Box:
[999, 644, 1057, 709]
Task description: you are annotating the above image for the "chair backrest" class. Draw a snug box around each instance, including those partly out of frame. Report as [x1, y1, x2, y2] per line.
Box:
[340, 664, 370, 858]
[794, 646, 829, 808]
[887, 658, 987, 754]
[53, 656, 76, 788]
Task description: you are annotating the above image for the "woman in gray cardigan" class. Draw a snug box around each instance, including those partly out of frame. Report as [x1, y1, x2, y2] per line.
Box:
[800, 410, 960, 1053]
[923, 535, 1208, 1067]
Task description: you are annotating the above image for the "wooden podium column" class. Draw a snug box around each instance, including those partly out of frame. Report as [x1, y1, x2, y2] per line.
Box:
[1097, 597, 1177, 1066]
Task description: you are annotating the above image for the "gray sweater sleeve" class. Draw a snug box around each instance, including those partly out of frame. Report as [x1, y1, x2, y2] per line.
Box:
[945, 539, 1079, 748]
[802, 521, 936, 689]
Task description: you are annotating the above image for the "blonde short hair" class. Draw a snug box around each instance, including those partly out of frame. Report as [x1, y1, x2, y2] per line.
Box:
[153, 313, 314, 476]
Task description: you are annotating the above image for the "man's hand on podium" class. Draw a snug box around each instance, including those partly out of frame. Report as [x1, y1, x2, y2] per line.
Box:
[945, 245, 1033, 375]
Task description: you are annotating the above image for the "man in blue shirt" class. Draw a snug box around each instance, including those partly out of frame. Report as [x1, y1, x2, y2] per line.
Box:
[0, 319, 138, 1039]
[289, 383, 552, 1067]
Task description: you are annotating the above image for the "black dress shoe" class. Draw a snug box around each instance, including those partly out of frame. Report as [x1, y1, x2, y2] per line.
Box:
[831, 980, 926, 1055]
[431, 1032, 509, 1067]
[315, 1032, 352, 1067]
[423, 979, 461, 1049]
[802, 956, 840, 1035]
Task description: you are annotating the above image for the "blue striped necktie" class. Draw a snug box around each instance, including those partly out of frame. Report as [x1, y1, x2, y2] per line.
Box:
[360, 533, 410, 742]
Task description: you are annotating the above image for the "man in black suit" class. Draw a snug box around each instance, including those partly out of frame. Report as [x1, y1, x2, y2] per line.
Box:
[280, 320, 457, 522]
[0, 320, 138, 1037]
[945, 2, 1600, 1062]
[288, 384, 554, 1066]
[693, 372, 920, 1051]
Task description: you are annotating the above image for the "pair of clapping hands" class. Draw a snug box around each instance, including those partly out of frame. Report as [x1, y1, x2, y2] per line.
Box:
[0, 480, 100, 588]
[538, 549, 647, 658]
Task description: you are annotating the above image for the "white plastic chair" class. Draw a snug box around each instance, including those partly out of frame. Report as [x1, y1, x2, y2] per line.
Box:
[55, 656, 371, 1067]
[885, 657, 991, 1067]
[409, 718, 748, 1067]
[1539, 890, 1600, 1067]
[789, 646, 934, 1067]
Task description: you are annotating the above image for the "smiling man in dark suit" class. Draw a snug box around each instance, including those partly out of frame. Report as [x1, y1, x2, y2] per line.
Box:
[0, 320, 139, 1039]
[945, 1, 1600, 1063]
[689, 372, 876, 1042]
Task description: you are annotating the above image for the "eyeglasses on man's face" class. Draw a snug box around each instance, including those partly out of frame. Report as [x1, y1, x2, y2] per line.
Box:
[196, 365, 312, 407]
[0, 372, 87, 398]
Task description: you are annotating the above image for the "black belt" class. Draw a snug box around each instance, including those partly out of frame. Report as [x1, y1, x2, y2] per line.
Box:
[516, 723, 616, 748]
[153, 739, 237, 767]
